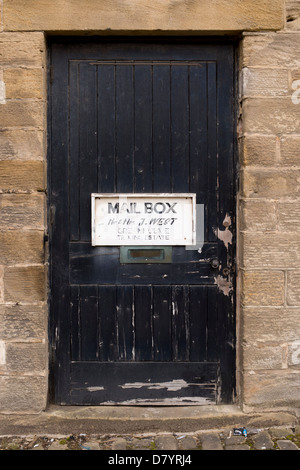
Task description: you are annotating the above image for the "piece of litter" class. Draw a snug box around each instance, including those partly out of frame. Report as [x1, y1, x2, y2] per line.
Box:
[233, 427, 247, 437]
[177, 435, 186, 440]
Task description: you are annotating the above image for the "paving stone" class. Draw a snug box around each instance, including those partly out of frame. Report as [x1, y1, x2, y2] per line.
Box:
[225, 444, 250, 450]
[80, 440, 100, 450]
[154, 435, 178, 450]
[269, 427, 293, 439]
[179, 436, 198, 450]
[47, 440, 68, 450]
[277, 440, 299, 450]
[200, 433, 223, 450]
[131, 438, 153, 450]
[251, 431, 274, 450]
[111, 438, 127, 450]
[225, 435, 246, 446]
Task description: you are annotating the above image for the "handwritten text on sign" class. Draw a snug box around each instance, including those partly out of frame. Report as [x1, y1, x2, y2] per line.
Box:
[91, 194, 196, 246]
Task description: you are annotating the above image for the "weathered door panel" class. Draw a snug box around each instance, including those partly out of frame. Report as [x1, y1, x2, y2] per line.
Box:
[49, 39, 236, 405]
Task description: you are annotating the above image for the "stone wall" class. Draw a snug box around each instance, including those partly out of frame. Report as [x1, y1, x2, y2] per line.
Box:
[0, 0, 299, 412]
[0, 31, 48, 411]
[238, 1, 300, 409]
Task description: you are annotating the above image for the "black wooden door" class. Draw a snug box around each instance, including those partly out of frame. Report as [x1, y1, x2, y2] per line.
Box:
[49, 39, 236, 405]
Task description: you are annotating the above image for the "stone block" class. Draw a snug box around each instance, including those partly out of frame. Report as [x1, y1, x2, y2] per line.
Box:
[0, 193, 45, 229]
[239, 199, 277, 232]
[241, 232, 300, 268]
[0, 101, 45, 129]
[242, 33, 300, 68]
[0, 32, 45, 67]
[242, 307, 300, 343]
[243, 343, 284, 370]
[241, 270, 284, 306]
[0, 129, 44, 161]
[3, 0, 284, 32]
[4, 68, 44, 100]
[280, 136, 300, 166]
[287, 270, 300, 305]
[4, 266, 46, 302]
[5, 343, 47, 373]
[278, 202, 300, 231]
[0, 266, 4, 304]
[0, 230, 44, 264]
[241, 135, 279, 166]
[242, 67, 289, 97]
[243, 98, 300, 134]
[0, 304, 47, 341]
[0, 161, 45, 191]
[241, 168, 300, 199]
[0, 376, 47, 412]
[243, 369, 300, 407]
[288, 341, 300, 367]
[286, 0, 300, 30]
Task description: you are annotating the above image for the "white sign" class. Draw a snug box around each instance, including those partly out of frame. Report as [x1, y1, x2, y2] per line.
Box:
[91, 193, 196, 246]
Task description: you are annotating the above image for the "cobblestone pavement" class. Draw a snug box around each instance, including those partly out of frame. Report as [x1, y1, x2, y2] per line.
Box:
[1, 425, 300, 450]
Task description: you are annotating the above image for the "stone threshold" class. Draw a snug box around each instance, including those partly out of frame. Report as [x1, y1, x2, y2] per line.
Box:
[0, 404, 298, 436]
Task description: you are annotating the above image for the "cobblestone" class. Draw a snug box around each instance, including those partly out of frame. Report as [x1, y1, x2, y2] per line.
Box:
[0, 425, 299, 450]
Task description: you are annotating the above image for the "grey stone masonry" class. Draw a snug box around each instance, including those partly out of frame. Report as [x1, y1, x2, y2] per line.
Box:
[1, 426, 300, 450]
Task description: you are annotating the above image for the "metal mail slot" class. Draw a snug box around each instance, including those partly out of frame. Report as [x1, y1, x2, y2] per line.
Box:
[120, 246, 172, 264]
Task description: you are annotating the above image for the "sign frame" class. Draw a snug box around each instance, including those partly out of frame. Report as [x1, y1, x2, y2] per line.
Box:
[91, 193, 196, 247]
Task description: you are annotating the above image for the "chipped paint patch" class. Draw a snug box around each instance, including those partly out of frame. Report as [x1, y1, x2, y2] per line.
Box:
[87, 386, 105, 392]
[101, 396, 214, 405]
[120, 379, 189, 391]
[215, 214, 233, 249]
[214, 275, 233, 297]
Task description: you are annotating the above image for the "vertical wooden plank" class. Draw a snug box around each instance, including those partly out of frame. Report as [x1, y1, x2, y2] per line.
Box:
[217, 48, 234, 222]
[98, 285, 117, 362]
[50, 44, 71, 404]
[116, 65, 134, 192]
[134, 286, 153, 361]
[189, 286, 207, 361]
[98, 64, 116, 193]
[153, 65, 171, 193]
[79, 63, 98, 240]
[207, 62, 218, 242]
[207, 286, 219, 361]
[117, 286, 134, 361]
[153, 286, 172, 361]
[172, 285, 190, 361]
[189, 63, 209, 239]
[171, 65, 189, 193]
[189, 64, 208, 198]
[70, 285, 80, 361]
[134, 65, 153, 192]
[79, 286, 99, 361]
[69, 61, 80, 241]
